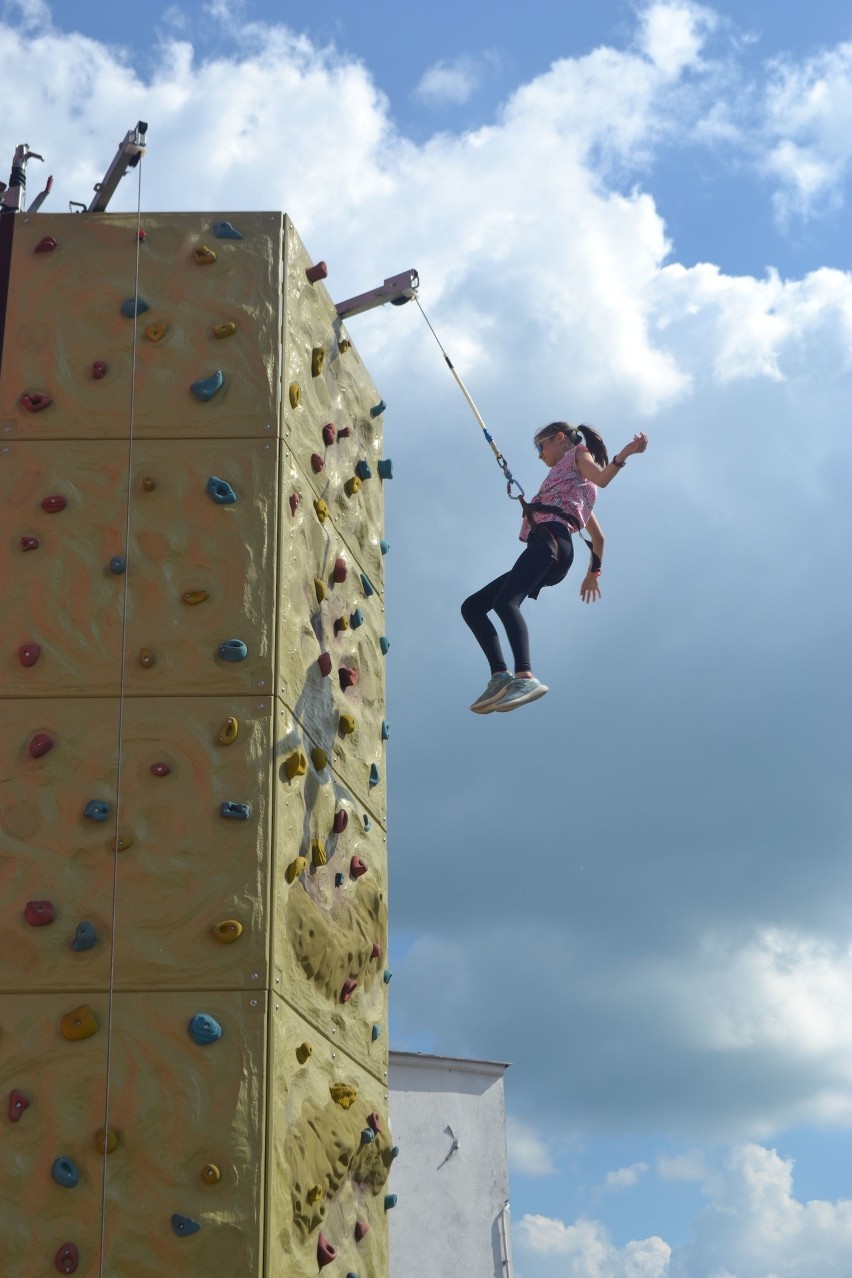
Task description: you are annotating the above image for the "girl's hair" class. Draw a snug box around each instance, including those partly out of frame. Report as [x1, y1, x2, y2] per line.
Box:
[535, 421, 608, 467]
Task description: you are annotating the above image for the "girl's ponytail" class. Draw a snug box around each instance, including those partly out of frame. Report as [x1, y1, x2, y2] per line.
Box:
[576, 423, 608, 467]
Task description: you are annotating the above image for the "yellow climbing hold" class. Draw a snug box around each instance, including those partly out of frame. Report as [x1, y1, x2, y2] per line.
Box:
[142, 475, 156, 491]
[335, 615, 349, 633]
[311, 347, 326, 377]
[285, 749, 308, 780]
[212, 322, 237, 339]
[217, 716, 239, 746]
[307, 1185, 324, 1205]
[212, 919, 243, 944]
[193, 245, 217, 264]
[286, 856, 307, 884]
[339, 339, 351, 354]
[145, 321, 167, 343]
[202, 1164, 221, 1184]
[344, 476, 362, 498]
[139, 648, 155, 669]
[339, 711, 356, 737]
[296, 1042, 313, 1064]
[95, 1127, 119, 1155]
[311, 748, 327, 771]
[115, 834, 132, 852]
[329, 1083, 357, 1109]
[183, 589, 210, 605]
[311, 839, 327, 867]
[289, 383, 301, 408]
[314, 577, 327, 603]
[60, 1004, 98, 1041]
[314, 499, 329, 523]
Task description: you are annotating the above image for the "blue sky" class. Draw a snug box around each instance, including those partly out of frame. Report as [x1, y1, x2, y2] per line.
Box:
[6, 0, 852, 1274]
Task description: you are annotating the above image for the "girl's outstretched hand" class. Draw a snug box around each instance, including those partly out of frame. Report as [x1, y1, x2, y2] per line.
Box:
[580, 572, 601, 603]
[621, 432, 648, 457]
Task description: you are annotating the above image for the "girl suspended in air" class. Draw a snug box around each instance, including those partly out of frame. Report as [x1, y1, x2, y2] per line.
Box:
[461, 421, 648, 713]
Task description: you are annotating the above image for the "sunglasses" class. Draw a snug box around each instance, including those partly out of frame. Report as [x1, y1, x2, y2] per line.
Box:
[535, 434, 558, 456]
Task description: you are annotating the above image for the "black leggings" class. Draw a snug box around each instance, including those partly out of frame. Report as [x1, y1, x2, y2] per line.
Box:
[461, 525, 574, 674]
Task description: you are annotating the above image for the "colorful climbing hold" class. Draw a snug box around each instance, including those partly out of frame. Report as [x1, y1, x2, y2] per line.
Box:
[339, 711, 356, 737]
[289, 492, 300, 515]
[379, 636, 390, 655]
[83, 800, 110, 822]
[307, 1184, 324, 1204]
[317, 1234, 337, 1268]
[311, 839, 327, 867]
[183, 589, 209, 605]
[28, 732, 53, 758]
[340, 978, 358, 1003]
[354, 1220, 370, 1242]
[142, 475, 156, 491]
[317, 652, 333, 677]
[332, 809, 348, 835]
[322, 423, 336, 446]
[371, 1025, 381, 1042]
[71, 922, 97, 952]
[139, 648, 155, 668]
[145, 321, 167, 343]
[92, 361, 108, 380]
[312, 348, 326, 377]
[380, 539, 390, 555]
[333, 556, 348, 583]
[207, 475, 237, 503]
[171, 1214, 202, 1237]
[109, 556, 127, 574]
[311, 452, 325, 473]
[51, 1157, 80, 1188]
[378, 459, 393, 479]
[20, 536, 39, 551]
[150, 762, 171, 777]
[220, 801, 251, 820]
[217, 716, 239, 745]
[338, 425, 351, 438]
[314, 498, 329, 522]
[188, 1013, 222, 1046]
[360, 1128, 375, 1144]
[311, 748, 328, 771]
[370, 400, 386, 418]
[212, 919, 243, 943]
[381, 721, 390, 741]
[350, 857, 368, 879]
[296, 1042, 313, 1064]
[355, 460, 372, 481]
[383, 970, 392, 984]
[330, 1083, 357, 1108]
[24, 900, 55, 926]
[371, 942, 383, 959]
[115, 835, 133, 852]
[289, 384, 301, 408]
[384, 1194, 398, 1211]
[285, 750, 308, 780]
[192, 245, 217, 264]
[344, 476, 362, 498]
[335, 872, 345, 887]
[212, 321, 237, 339]
[213, 220, 243, 239]
[286, 856, 307, 884]
[339, 666, 358, 691]
[367, 1111, 382, 1132]
[334, 616, 349, 635]
[339, 339, 351, 354]
[95, 1127, 119, 1155]
[8, 1090, 30, 1122]
[369, 764, 380, 788]
[20, 391, 52, 412]
[350, 608, 364, 629]
[314, 578, 327, 604]
[120, 297, 149, 318]
[360, 573, 375, 597]
[191, 369, 224, 401]
[306, 261, 328, 284]
[363, 815, 372, 832]
[202, 1163, 221, 1183]
[60, 1004, 98, 1040]
[137, 229, 147, 241]
[41, 494, 66, 513]
[54, 1243, 79, 1274]
[34, 235, 57, 253]
[218, 639, 248, 662]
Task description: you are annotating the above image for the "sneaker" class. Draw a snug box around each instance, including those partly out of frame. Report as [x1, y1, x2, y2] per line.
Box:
[493, 676, 548, 712]
[469, 672, 514, 714]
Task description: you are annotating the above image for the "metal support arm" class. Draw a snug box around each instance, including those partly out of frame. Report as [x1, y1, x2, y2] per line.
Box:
[87, 121, 148, 213]
[335, 269, 419, 320]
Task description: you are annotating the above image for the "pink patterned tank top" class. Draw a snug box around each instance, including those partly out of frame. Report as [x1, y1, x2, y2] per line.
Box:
[520, 444, 597, 542]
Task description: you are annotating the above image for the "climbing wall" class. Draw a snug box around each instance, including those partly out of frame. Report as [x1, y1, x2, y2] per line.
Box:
[0, 211, 395, 1277]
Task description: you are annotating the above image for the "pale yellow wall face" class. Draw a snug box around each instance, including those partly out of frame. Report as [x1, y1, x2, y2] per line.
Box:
[0, 211, 391, 1276]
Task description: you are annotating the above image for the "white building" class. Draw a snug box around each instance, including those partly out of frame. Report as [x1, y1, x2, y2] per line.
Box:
[388, 1051, 514, 1278]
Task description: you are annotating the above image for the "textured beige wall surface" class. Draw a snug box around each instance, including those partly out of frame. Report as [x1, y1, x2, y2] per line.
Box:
[0, 211, 391, 1277]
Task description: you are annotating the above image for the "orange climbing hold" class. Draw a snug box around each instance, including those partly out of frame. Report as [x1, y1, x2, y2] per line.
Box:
[60, 1004, 98, 1041]
[145, 322, 167, 342]
[95, 1127, 119, 1154]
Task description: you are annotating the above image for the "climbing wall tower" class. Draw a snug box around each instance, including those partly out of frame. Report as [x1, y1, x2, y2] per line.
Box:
[0, 211, 393, 1276]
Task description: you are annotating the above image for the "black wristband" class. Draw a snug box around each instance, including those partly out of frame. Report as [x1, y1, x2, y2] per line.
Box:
[612, 454, 625, 469]
[590, 552, 602, 574]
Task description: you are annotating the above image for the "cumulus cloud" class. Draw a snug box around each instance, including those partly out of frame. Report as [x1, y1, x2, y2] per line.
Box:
[638, 1, 716, 78]
[518, 1214, 671, 1277]
[507, 1114, 558, 1177]
[414, 55, 483, 106]
[604, 1162, 650, 1190]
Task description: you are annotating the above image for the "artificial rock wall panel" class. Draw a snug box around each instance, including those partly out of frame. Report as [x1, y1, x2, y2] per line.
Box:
[0, 210, 392, 1276]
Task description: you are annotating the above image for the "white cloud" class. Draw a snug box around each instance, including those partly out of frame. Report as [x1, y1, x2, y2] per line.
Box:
[638, 2, 716, 78]
[605, 1162, 650, 1190]
[655, 1152, 708, 1182]
[414, 56, 482, 107]
[507, 1114, 558, 1177]
[518, 1215, 671, 1277]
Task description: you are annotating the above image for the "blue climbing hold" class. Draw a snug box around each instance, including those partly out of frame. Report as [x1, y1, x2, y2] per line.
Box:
[83, 800, 110, 822]
[360, 573, 375, 597]
[379, 636, 390, 655]
[363, 815, 371, 832]
[370, 400, 386, 418]
[381, 721, 390, 741]
[390, 1144, 400, 1159]
[383, 970, 392, 984]
[109, 556, 127, 574]
[350, 608, 364, 629]
[380, 539, 390, 555]
[191, 369, 224, 402]
[360, 1128, 376, 1145]
[188, 1013, 222, 1046]
[207, 476, 237, 504]
[51, 1157, 79, 1188]
[355, 460, 373, 481]
[212, 220, 243, 240]
[221, 801, 251, 820]
[371, 1024, 381, 1041]
[218, 639, 248, 662]
[71, 922, 97, 952]
[384, 1194, 398, 1211]
[335, 872, 345, 887]
[171, 1213, 202, 1237]
[120, 297, 149, 318]
[369, 764, 380, 788]
[378, 459, 393, 480]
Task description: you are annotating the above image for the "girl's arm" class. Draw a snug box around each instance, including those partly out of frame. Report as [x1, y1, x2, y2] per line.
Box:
[576, 432, 648, 488]
[580, 513, 604, 603]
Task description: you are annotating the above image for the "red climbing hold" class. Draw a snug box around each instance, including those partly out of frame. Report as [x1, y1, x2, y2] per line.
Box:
[322, 423, 336, 446]
[317, 1234, 337, 1268]
[371, 942, 383, 959]
[367, 1111, 382, 1133]
[92, 361, 108, 380]
[311, 453, 324, 473]
[354, 1221, 370, 1243]
[24, 900, 55, 927]
[340, 978, 358, 1003]
[28, 733, 53, 758]
[54, 1243, 79, 1274]
[150, 762, 171, 777]
[339, 666, 359, 691]
[306, 261, 328, 285]
[338, 426, 351, 439]
[333, 557, 347, 584]
[19, 644, 41, 667]
[350, 856, 368, 879]
[137, 229, 147, 241]
[20, 392, 52, 412]
[20, 536, 39, 551]
[8, 1089, 30, 1122]
[41, 495, 66, 513]
[318, 652, 332, 677]
[34, 235, 57, 253]
[289, 492, 300, 515]
[332, 810, 348, 835]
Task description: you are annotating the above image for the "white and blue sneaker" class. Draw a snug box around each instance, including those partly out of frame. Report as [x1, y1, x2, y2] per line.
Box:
[469, 672, 514, 714]
[494, 676, 548, 711]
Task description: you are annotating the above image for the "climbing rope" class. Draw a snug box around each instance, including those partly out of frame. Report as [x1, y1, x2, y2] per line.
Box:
[414, 297, 525, 501]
